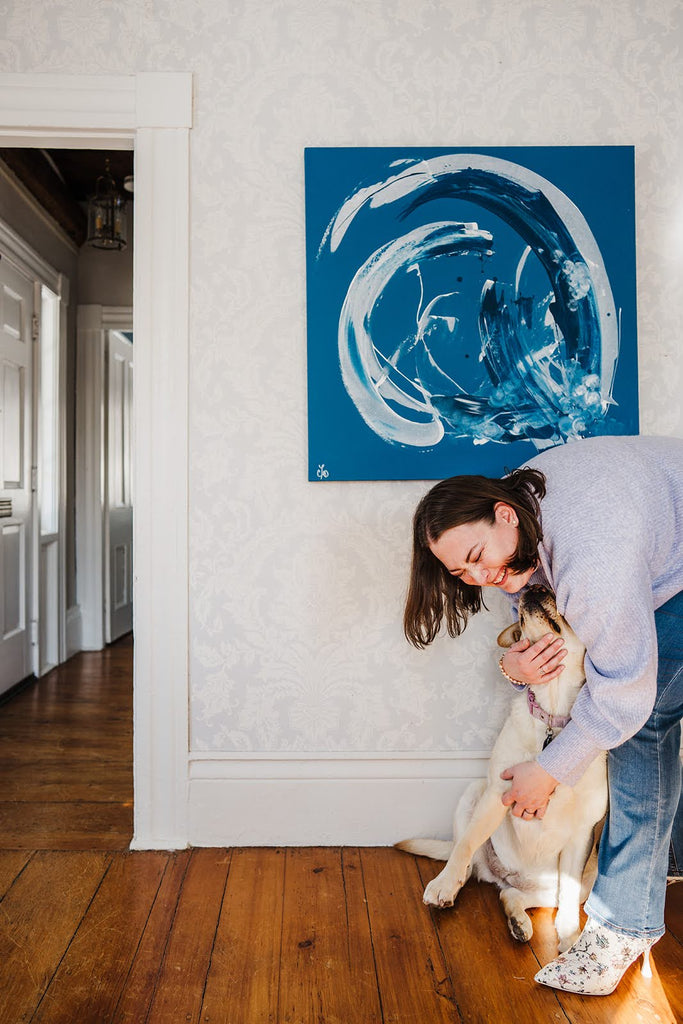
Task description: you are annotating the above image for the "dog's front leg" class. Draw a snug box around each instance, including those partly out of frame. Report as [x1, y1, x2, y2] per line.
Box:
[423, 786, 508, 908]
[554, 829, 595, 951]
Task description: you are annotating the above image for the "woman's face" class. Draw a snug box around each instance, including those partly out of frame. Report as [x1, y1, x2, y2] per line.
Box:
[428, 502, 536, 594]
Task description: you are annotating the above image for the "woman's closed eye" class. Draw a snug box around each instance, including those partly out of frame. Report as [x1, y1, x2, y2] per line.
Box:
[450, 549, 483, 577]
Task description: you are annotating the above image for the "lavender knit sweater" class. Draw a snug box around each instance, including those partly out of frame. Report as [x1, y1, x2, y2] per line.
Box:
[517, 434, 683, 786]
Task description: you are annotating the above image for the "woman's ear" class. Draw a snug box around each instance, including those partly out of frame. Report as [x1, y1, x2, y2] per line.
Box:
[497, 623, 522, 648]
[494, 502, 518, 527]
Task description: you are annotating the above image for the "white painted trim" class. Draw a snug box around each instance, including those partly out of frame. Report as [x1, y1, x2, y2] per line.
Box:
[65, 604, 82, 660]
[57, 274, 68, 667]
[76, 304, 105, 651]
[0, 72, 193, 850]
[132, 126, 190, 849]
[189, 751, 491, 778]
[0, 215, 63, 292]
[136, 73, 193, 128]
[103, 306, 133, 331]
[187, 755, 488, 847]
[0, 74, 137, 129]
[0, 132, 134, 149]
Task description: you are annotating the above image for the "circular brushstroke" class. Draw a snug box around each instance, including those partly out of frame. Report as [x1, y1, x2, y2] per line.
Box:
[323, 153, 619, 449]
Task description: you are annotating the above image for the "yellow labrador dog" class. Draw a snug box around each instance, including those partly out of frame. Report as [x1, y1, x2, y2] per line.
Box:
[397, 585, 607, 952]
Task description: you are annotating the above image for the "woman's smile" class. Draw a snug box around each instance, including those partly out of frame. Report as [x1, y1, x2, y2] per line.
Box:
[427, 503, 535, 594]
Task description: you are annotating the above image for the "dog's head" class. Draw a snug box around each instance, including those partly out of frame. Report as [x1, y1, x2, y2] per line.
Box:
[497, 585, 585, 675]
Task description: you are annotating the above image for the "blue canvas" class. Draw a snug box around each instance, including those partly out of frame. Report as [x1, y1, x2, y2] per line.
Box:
[305, 146, 638, 482]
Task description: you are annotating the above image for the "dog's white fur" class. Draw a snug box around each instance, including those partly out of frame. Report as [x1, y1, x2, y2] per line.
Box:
[397, 585, 607, 952]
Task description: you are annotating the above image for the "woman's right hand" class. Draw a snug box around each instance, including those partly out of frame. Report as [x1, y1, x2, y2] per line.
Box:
[501, 635, 566, 687]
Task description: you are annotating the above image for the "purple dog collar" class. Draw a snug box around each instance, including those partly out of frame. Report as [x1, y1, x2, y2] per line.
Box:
[527, 688, 571, 730]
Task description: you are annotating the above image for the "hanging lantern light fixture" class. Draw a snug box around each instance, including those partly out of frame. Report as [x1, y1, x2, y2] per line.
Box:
[86, 158, 128, 251]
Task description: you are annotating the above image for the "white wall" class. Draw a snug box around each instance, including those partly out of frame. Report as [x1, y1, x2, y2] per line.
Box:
[5, 0, 682, 843]
[78, 237, 133, 307]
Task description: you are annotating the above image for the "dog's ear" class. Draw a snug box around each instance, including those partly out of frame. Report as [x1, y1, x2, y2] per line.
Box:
[497, 623, 522, 648]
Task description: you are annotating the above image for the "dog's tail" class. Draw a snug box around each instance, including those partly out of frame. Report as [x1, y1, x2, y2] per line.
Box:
[394, 839, 453, 860]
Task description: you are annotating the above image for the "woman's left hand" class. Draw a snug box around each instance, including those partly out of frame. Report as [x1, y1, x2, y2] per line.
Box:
[500, 761, 559, 819]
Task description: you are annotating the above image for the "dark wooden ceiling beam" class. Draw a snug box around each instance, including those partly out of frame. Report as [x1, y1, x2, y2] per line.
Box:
[0, 148, 88, 247]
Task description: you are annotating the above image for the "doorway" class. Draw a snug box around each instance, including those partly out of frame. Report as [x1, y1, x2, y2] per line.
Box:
[0, 145, 135, 677]
[0, 71, 192, 849]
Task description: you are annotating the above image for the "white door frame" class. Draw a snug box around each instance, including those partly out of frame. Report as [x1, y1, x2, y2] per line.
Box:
[0, 72, 192, 848]
[76, 304, 134, 652]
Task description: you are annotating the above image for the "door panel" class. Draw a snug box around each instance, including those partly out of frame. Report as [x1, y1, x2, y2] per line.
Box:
[0, 259, 33, 695]
[3, 362, 24, 486]
[106, 331, 133, 643]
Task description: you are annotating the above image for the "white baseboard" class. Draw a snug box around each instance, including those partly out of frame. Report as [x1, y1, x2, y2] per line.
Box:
[187, 753, 489, 847]
[65, 605, 82, 659]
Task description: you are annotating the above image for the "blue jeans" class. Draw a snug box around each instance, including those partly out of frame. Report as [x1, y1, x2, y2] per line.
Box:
[584, 589, 683, 939]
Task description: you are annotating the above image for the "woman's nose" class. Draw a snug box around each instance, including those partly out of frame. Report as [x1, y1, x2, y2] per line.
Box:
[467, 565, 488, 585]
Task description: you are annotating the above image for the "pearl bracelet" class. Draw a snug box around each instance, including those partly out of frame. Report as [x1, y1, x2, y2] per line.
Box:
[498, 654, 524, 686]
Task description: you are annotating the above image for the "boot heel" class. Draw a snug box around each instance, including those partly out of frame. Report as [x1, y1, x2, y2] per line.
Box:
[641, 948, 652, 979]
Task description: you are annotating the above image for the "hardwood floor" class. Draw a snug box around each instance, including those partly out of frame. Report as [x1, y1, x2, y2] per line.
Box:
[0, 639, 681, 1023]
[0, 635, 134, 850]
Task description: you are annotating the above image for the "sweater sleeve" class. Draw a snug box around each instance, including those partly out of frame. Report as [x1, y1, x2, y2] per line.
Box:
[535, 533, 659, 786]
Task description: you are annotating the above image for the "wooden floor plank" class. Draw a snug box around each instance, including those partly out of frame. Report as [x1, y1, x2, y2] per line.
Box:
[112, 851, 192, 1024]
[645, 932, 683, 1024]
[1, 736, 130, 762]
[664, 880, 683, 941]
[340, 847, 385, 1021]
[0, 763, 133, 803]
[31, 851, 168, 1024]
[200, 847, 286, 1024]
[0, 851, 109, 1024]
[0, 800, 133, 850]
[0, 849, 31, 899]
[413, 860, 559, 1024]
[0, 714, 131, 735]
[277, 847, 383, 1024]
[361, 847, 459, 1023]
[145, 847, 232, 1024]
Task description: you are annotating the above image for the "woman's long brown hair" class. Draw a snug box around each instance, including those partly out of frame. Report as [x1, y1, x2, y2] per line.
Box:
[404, 468, 546, 648]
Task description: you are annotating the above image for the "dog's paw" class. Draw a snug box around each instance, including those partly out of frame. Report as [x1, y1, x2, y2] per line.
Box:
[556, 927, 581, 953]
[422, 872, 463, 908]
[507, 912, 533, 943]
[555, 911, 581, 952]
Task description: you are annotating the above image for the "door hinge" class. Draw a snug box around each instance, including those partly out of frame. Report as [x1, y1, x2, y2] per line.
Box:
[31, 313, 39, 342]
[31, 466, 38, 492]
[30, 620, 38, 645]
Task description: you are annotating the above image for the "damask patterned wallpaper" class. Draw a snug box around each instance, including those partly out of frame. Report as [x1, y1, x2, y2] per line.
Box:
[4, 0, 682, 754]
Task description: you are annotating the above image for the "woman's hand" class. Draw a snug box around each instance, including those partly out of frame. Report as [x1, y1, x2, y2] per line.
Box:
[500, 761, 559, 819]
[501, 634, 566, 687]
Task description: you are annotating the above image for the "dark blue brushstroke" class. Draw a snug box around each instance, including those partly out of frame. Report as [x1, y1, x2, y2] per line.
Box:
[400, 169, 601, 378]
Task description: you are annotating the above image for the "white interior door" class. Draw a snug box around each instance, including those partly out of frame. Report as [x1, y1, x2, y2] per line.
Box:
[0, 256, 34, 695]
[105, 329, 133, 643]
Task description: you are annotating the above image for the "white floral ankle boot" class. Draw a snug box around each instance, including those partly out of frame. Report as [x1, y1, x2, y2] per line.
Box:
[534, 918, 658, 996]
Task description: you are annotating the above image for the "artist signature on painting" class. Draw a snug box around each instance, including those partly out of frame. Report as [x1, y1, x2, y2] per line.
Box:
[317, 464, 329, 480]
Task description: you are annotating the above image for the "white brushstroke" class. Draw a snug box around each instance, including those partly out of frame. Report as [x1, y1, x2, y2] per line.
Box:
[338, 221, 493, 446]
[327, 154, 619, 407]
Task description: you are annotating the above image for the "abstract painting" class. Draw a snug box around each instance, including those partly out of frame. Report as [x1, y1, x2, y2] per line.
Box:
[305, 147, 638, 481]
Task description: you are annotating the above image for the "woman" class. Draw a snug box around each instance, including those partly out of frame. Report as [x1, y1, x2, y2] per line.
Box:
[404, 434, 683, 995]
